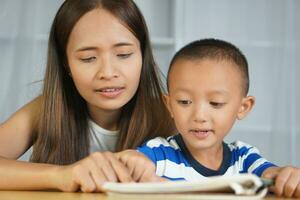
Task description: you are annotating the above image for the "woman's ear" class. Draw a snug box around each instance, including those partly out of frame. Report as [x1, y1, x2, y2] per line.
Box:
[237, 95, 255, 120]
[163, 94, 174, 118]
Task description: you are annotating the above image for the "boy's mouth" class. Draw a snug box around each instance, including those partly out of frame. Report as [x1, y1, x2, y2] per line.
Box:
[189, 128, 213, 139]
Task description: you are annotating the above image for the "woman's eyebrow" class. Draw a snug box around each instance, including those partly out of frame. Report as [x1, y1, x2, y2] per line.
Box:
[75, 43, 134, 52]
[76, 46, 97, 52]
[113, 42, 134, 47]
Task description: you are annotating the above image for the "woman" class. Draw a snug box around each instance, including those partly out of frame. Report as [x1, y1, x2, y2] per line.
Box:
[0, 0, 174, 192]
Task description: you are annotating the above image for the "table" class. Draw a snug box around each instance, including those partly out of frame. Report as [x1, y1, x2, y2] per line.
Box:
[0, 191, 298, 200]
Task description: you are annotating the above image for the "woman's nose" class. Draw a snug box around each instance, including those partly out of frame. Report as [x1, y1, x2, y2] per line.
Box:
[96, 56, 119, 80]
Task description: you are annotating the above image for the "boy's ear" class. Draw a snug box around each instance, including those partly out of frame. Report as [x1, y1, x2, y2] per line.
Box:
[237, 96, 255, 120]
[163, 94, 174, 118]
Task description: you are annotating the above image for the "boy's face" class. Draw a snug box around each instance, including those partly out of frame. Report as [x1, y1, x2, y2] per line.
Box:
[166, 58, 254, 154]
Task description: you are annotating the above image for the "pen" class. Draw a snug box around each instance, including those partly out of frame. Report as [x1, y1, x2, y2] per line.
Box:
[260, 177, 274, 187]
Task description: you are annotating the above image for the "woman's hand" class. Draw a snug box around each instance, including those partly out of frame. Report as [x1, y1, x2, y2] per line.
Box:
[263, 166, 300, 198]
[115, 149, 166, 182]
[55, 151, 133, 192]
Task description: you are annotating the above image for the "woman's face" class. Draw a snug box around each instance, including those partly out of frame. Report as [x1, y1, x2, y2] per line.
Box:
[66, 8, 142, 120]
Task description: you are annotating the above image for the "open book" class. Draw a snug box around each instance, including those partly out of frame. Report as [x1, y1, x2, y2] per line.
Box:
[102, 174, 270, 199]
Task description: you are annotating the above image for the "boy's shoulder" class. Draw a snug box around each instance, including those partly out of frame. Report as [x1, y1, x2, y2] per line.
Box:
[227, 140, 261, 155]
[227, 140, 254, 148]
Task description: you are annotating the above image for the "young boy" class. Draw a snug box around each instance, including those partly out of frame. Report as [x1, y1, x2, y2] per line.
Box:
[134, 39, 300, 198]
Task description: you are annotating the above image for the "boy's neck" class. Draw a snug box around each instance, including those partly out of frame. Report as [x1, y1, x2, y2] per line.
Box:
[190, 143, 224, 171]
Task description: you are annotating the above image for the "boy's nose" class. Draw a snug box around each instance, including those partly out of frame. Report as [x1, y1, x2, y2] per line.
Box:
[193, 105, 208, 123]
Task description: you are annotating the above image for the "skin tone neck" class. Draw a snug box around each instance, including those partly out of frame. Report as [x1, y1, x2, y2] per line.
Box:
[190, 140, 224, 170]
[88, 104, 120, 131]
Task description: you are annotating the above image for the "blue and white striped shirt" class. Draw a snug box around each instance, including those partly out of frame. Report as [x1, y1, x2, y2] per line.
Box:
[137, 134, 276, 181]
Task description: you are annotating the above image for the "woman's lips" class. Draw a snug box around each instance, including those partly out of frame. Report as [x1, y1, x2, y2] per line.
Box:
[95, 87, 125, 98]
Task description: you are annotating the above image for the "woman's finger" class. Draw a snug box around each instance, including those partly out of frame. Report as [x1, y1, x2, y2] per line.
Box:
[91, 152, 118, 182]
[77, 168, 97, 193]
[104, 152, 133, 183]
[86, 160, 109, 192]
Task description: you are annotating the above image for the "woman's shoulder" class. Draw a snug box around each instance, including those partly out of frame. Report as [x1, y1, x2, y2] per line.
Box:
[0, 96, 42, 159]
[1, 96, 42, 129]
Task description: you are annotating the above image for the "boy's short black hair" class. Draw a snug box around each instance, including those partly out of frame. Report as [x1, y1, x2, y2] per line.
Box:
[167, 38, 249, 96]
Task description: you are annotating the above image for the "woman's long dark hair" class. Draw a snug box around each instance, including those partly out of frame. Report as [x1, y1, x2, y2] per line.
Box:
[31, 0, 174, 165]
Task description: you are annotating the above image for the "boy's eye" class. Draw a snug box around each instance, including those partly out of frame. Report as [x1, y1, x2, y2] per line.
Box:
[80, 57, 96, 63]
[177, 100, 192, 105]
[210, 102, 225, 108]
[117, 53, 133, 59]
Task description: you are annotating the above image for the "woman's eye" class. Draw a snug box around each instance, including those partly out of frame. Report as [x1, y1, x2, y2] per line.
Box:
[210, 102, 225, 108]
[117, 53, 133, 59]
[80, 57, 96, 63]
[177, 100, 192, 105]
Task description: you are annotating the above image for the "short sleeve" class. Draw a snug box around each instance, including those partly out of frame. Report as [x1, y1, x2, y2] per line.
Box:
[232, 141, 276, 177]
[245, 146, 276, 176]
[137, 143, 157, 164]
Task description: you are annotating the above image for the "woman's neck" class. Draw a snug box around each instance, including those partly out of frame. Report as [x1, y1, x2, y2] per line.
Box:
[88, 105, 121, 131]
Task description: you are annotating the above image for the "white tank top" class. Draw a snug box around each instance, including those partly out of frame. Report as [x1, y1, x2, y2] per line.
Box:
[89, 120, 119, 153]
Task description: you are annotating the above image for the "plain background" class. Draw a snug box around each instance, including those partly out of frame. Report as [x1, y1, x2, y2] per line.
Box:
[0, 0, 299, 166]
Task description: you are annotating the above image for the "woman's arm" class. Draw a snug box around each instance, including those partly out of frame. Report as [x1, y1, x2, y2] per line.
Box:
[0, 96, 41, 159]
[0, 157, 60, 190]
[0, 97, 134, 192]
[0, 151, 134, 192]
[0, 97, 60, 190]
[0, 101, 133, 192]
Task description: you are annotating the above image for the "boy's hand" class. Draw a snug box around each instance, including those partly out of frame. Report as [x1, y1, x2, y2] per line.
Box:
[115, 150, 166, 182]
[263, 166, 300, 198]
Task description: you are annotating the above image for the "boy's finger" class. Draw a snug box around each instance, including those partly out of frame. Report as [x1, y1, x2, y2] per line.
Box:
[150, 175, 168, 182]
[274, 168, 292, 196]
[283, 174, 300, 197]
[158, 177, 168, 182]
[295, 183, 300, 198]
[268, 185, 276, 193]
